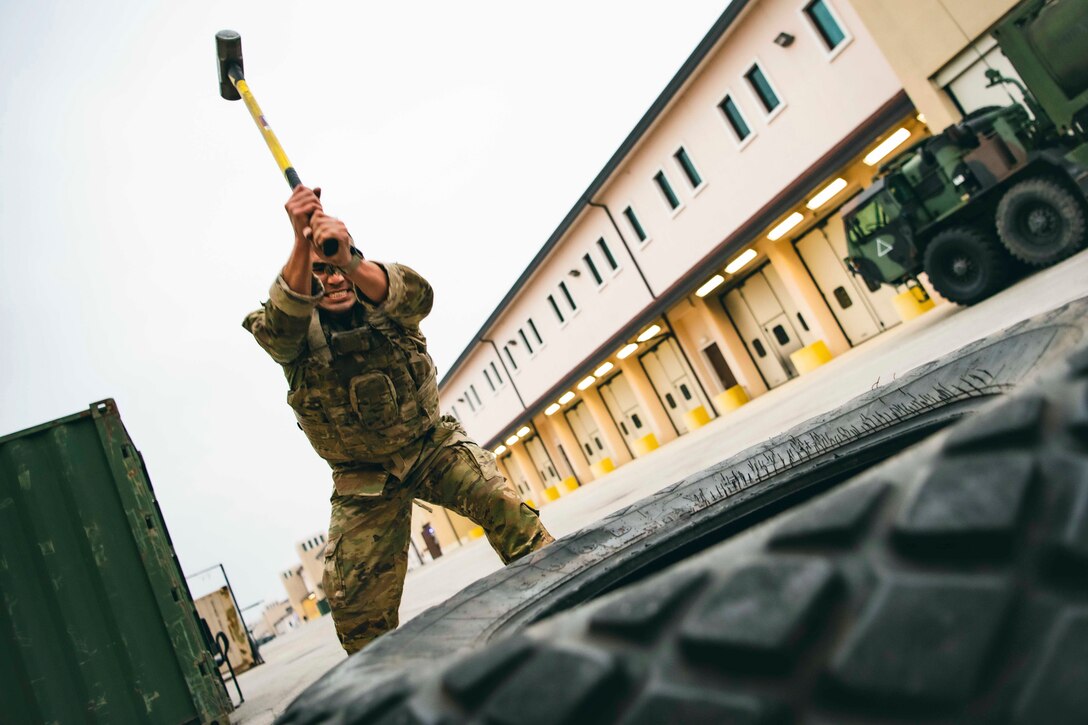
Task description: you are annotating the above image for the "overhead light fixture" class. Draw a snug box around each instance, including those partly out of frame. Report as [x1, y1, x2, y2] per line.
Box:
[577, 375, 595, 390]
[725, 248, 758, 274]
[569, 269, 581, 277]
[558, 391, 576, 404]
[863, 127, 911, 166]
[806, 178, 848, 209]
[916, 112, 927, 124]
[516, 426, 531, 438]
[695, 274, 725, 298]
[507, 339, 517, 346]
[494, 444, 507, 455]
[594, 362, 614, 377]
[767, 212, 804, 241]
[774, 32, 795, 47]
[636, 325, 661, 342]
[617, 343, 639, 359]
[505, 434, 519, 446]
[544, 403, 561, 416]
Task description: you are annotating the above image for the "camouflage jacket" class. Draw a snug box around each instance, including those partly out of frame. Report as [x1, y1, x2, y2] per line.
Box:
[243, 263, 442, 485]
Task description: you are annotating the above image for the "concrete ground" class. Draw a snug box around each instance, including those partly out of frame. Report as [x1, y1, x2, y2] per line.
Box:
[229, 251, 1088, 724]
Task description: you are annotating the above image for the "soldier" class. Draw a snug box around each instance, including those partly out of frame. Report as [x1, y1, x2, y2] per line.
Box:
[244, 185, 554, 654]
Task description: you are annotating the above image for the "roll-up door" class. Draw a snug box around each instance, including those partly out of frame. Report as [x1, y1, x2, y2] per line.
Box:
[722, 265, 805, 386]
[761, 264, 819, 349]
[795, 213, 900, 345]
[564, 401, 609, 465]
[524, 436, 561, 488]
[501, 453, 532, 497]
[638, 337, 713, 435]
[598, 372, 646, 454]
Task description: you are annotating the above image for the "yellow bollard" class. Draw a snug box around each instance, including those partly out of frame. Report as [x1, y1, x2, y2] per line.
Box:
[714, 385, 749, 413]
[683, 405, 711, 430]
[893, 288, 935, 321]
[544, 485, 561, 501]
[790, 340, 833, 375]
[590, 458, 615, 478]
[633, 433, 659, 457]
[560, 476, 579, 493]
[469, 525, 485, 540]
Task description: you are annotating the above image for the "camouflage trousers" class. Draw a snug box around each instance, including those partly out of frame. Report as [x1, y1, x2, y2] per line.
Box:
[322, 431, 554, 655]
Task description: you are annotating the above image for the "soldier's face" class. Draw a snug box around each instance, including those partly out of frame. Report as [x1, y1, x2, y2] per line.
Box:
[312, 255, 356, 314]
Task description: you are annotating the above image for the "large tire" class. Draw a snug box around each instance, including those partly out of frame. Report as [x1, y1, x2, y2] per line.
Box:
[342, 346, 1088, 724]
[276, 297, 1088, 724]
[923, 226, 1011, 305]
[996, 176, 1087, 267]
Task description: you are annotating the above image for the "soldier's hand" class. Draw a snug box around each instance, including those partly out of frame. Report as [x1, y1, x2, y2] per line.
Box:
[310, 210, 353, 267]
[285, 185, 323, 244]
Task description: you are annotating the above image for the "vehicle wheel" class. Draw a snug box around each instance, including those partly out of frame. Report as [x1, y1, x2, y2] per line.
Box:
[923, 226, 1011, 305]
[996, 177, 1087, 267]
[337, 346, 1088, 724]
[275, 297, 1088, 724]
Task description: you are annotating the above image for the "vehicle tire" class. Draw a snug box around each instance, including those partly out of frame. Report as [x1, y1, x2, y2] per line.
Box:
[923, 226, 1011, 305]
[335, 346, 1088, 724]
[996, 176, 1087, 267]
[275, 298, 1088, 724]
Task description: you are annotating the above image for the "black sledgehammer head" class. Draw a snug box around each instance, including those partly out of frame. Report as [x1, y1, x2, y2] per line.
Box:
[216, 30, 243, 101]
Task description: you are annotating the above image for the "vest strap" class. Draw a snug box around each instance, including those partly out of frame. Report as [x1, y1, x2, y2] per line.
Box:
[307, 313, 332, 364]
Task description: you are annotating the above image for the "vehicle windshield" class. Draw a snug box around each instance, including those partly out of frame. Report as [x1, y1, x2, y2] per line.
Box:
[846, 191, 901, 244]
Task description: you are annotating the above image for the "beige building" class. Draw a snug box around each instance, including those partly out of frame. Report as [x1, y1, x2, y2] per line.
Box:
[251, 599, 301, 641]
[279, 531, 331, 621]
[424, 0, 1039, 556]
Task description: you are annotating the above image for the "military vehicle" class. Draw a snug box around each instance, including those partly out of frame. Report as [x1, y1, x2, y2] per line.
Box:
[844, 0, 1088, 305]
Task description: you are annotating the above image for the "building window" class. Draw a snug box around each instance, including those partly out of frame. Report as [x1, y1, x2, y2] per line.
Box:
[518, 328, 534, 354]
[470, 385, 482, 406]
[548, 293, 565, 323]
[504, 344, 518, 370]
[559, 281, 578, 312]
[674, 147, 703, 188]
[583, 253, 603, 285]
[745, 63, 781, 114]
[596, 238, 619, 271]
[490, 361, 504, 385]
[528, 318, 543, 346]
[654, 170, 681, 210]
[450, 405, 461, 421]
[483, 368, 495, 391]
[623, 206, 648, 242]
[805, 0, 847, 51]
[719, 95, 752, 143]
[463, 390, 476, 412]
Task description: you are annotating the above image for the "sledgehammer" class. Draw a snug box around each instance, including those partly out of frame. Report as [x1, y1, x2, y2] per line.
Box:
[216, 30, 341, 257]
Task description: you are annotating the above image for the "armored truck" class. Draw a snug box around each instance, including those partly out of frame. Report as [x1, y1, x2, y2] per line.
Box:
[844, 0, 1088, 305]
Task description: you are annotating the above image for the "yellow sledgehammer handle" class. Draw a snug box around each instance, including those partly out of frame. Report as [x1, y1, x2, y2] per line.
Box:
[216, 29, 341, 255]
[229, 72, 301, 189]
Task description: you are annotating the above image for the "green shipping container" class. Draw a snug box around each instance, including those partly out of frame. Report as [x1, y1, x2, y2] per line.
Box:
[0, 400, 232, 724]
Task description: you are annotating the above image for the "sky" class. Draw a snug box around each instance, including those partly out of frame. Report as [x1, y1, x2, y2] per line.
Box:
[0, 1, 731, 613]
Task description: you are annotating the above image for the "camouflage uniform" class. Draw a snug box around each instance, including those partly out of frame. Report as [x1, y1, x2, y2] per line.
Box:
[244, 263, 553, 654]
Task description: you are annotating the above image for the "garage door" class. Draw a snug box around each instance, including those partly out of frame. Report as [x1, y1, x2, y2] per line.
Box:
[722, 265, 809, 387]
[598, 372, 647, 454]
[639, 337, 713, 435]
[564, 401, 610, 465]
[795, 211, 900, 345]
[524, 436, 561, 489]
[501, 453, 532, 497]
